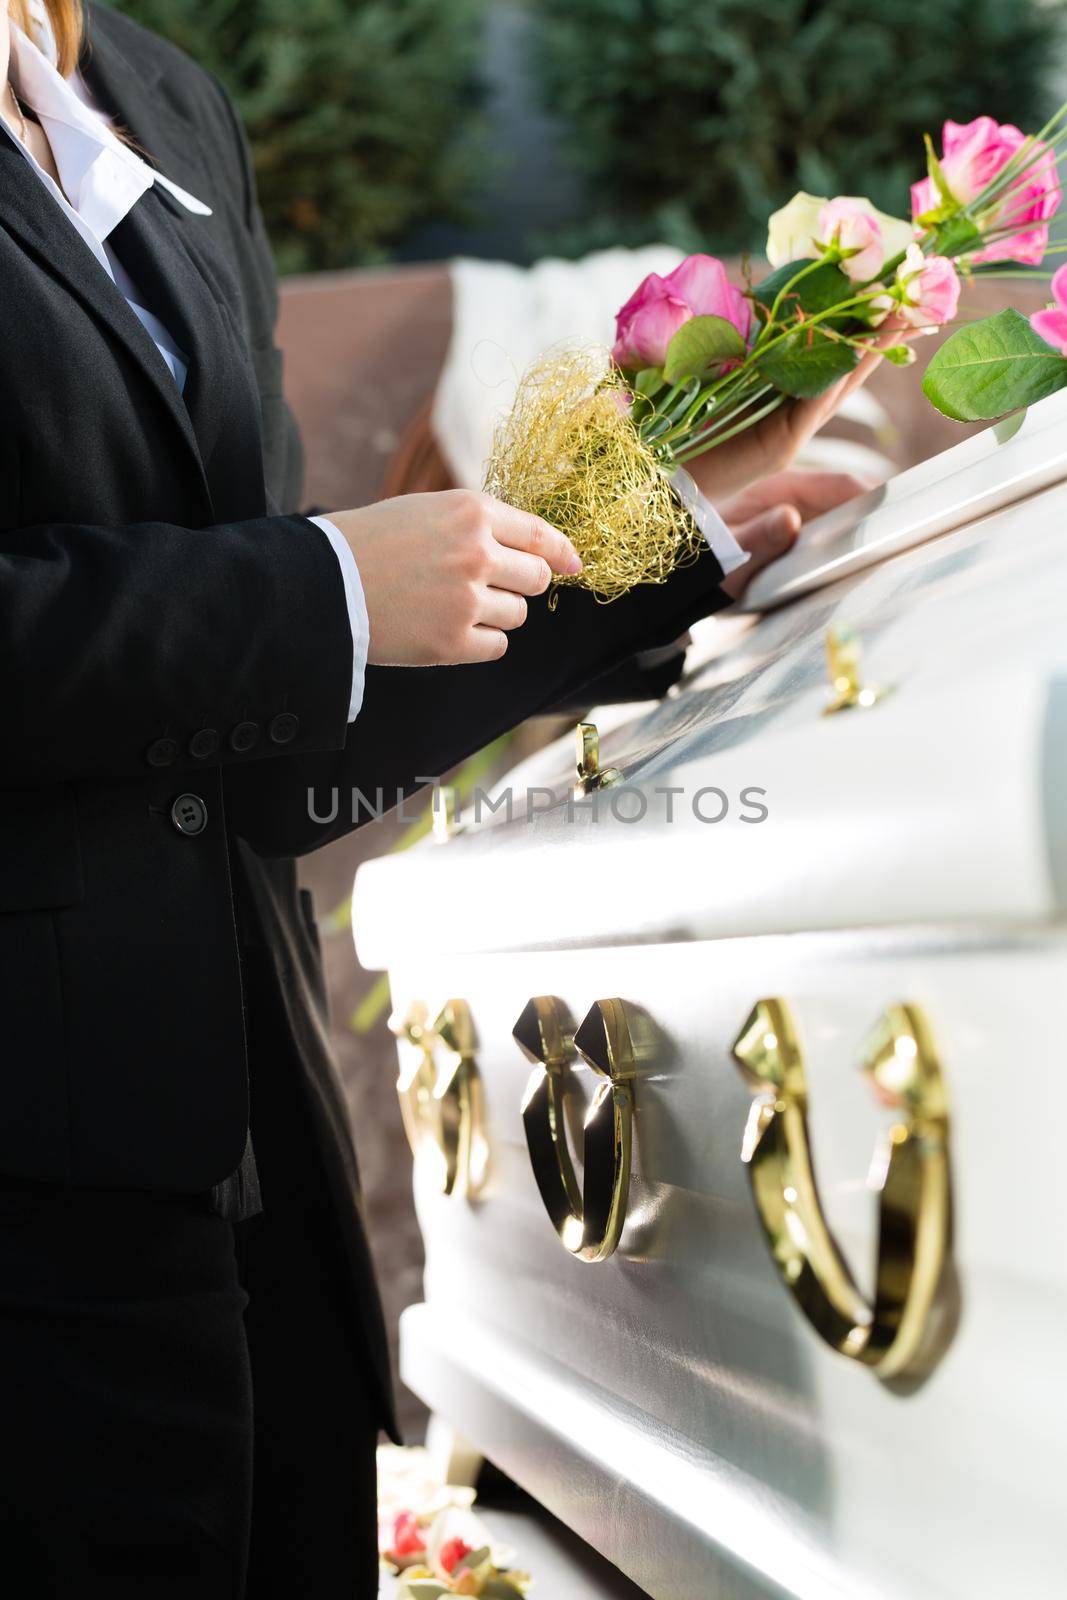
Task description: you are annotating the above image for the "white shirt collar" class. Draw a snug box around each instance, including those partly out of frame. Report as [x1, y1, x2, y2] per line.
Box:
[8, 18, 211, 244]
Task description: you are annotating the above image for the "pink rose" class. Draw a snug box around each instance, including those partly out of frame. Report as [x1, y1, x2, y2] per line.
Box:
[612, 253, 751, 370]
[1031, 263, 1067, 354]
[911, 117, 1061, 266]
[818, 198, 884, 281]
[892, 244, 961, 331]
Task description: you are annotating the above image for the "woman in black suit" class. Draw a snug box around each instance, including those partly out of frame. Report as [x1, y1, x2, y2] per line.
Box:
[0, 1, 874, 1592]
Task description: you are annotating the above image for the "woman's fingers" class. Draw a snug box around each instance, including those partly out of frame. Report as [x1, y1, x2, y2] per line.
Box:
[720, 504, 801, 600]
[840, 344, 886, 397]
[488, 543, 557, 597]
[463, 626, 510, 663]
[718, 468, 874, 527]
[455, 579, 535, 665]
[479, 586, 529, 631]
[487, 498, 583, 574]
[347, 489, 579, 666]
[838, 328, 914, 402]
[782, 469, 875, 515]
[790, 329, 903, 441]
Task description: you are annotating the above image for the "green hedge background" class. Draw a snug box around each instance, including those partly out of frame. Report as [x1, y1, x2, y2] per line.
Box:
[108, 0, 1065, 271]
[531, 0, 1067, 257]
[109, 0, 487, 273]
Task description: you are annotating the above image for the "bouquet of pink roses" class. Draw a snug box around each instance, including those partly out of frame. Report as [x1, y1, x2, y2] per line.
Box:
[485, 105, 1066, 601]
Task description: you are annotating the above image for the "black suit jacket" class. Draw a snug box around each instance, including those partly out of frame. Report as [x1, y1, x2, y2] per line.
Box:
[1, 2, 730, 1432]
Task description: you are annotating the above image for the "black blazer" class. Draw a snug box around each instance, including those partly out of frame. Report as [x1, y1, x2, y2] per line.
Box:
[1, 6, 728, 1200]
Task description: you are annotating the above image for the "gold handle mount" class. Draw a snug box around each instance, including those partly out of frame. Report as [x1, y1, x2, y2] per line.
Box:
[732, 998, 950, 1379]
[823, 624, 889, 715]
[513, 996, 635, 1262]
[574, 722, 622, 798]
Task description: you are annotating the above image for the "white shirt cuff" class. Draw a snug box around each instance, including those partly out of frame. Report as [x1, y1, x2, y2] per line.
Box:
[308, 515, 368, 723]
[670, 467, 750, 577]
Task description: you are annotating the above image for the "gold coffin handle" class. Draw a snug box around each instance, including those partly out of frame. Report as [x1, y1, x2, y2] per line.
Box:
[433, 999, 489, 1199]
[389, 999, 439, 1169]
[389, 999, 487, 1199]
[513, 996, 634, 1263]
[732, 998, 951, 1379]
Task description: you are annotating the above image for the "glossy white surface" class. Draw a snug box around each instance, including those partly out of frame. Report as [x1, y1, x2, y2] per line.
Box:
[743, 391, 1067, 610]
[354, 398, 1067, 1598]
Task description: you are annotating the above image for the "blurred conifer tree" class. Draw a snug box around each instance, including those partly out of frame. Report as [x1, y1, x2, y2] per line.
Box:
[108, 0, 486, 272]
[531, 0, 1066, 256]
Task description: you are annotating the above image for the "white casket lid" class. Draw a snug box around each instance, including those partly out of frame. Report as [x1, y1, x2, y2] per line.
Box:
[743, 390, 1067, 610]
[354, 398, 1067, 968]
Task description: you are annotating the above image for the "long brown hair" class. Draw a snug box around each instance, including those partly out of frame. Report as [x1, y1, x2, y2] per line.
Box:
[10, 0, 84, 77]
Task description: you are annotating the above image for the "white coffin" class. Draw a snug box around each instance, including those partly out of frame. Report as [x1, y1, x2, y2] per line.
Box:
[353, 392, 1067, 1600]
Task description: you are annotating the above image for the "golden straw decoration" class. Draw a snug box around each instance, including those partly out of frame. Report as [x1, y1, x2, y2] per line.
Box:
[483, 346, 704, 604]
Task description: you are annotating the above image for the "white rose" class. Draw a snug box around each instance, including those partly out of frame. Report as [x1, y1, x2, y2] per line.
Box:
[765, 191, 828, 268]
[766, 191, 915, 272]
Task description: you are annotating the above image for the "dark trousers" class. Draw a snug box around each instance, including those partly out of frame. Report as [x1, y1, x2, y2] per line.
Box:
[240, 1170, 381, 1598]
[0, 1178, 380, 1598]
[0, 1181, 253, 1597]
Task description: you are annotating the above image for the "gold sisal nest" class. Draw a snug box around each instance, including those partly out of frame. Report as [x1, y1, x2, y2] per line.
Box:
[483, 346, 704, 604]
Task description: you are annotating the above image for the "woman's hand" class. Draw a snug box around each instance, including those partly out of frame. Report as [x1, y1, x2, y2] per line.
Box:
[715, 468, 875, 600]
[685, 345, 888, 503]
[329, 490, 582, 666]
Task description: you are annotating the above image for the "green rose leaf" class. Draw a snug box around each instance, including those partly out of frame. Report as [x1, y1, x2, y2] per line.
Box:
[633, 366, 663, 397]
[663, 315, 747, 383]
[921, 308, 1067, 421]
[755, 331, 860, 398]
[752, 259, 854, 319]
[924, 132, 957, 211]
[929, 214, 983, 259]
[482, 1581, 527, 1599]
[993, 407, 1029, 444]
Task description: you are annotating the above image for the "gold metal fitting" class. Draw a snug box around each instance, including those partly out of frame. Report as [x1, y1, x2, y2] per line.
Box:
[732, 997, 951, 1379]
[513, 995, 635, 1262]
[574, 722, 622, 798]
[389, 998, 487, 1199]
[823, 623, 889, 715]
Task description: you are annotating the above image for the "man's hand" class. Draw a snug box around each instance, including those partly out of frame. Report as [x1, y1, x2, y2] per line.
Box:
[716, 468, 875, 600]
[328, 490, 582, 665]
